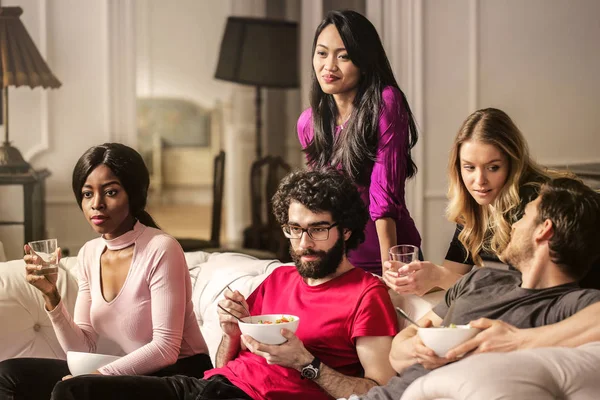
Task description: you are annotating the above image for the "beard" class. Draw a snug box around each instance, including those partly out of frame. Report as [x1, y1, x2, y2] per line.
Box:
[290, 235, 345, 280]
[500, 235, 534, 271]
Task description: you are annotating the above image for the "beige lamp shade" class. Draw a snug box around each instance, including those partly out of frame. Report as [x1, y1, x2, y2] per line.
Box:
[0, 6, 61, 89]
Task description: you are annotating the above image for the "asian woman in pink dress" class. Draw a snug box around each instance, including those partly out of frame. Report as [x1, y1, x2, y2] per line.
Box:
[298, 10, 421, 275]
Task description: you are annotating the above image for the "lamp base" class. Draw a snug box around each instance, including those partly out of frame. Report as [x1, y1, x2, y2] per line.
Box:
[0, 142, 31, 173]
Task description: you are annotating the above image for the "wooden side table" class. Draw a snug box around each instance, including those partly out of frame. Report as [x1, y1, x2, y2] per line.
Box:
[0, 169, 51, 244]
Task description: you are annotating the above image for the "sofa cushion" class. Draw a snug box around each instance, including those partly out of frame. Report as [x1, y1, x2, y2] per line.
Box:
[189, 251, 286, 363]
[401, 342, 600, 400]
[187, 252, 284, 321]
[0, 259, 78, 360]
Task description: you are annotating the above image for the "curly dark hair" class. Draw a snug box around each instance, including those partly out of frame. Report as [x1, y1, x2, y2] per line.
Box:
[272, 168, 368, 252]
[536, 177, 600, 280]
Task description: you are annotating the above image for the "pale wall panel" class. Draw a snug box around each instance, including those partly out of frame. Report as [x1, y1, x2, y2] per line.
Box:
[0, 0, 111, 258]
[479, 0, 600, 165]
[423, 0, 471, 194]
[421, 0, 600, 263]
[424, 197, 455, 264]
[136, 0, 233, 107]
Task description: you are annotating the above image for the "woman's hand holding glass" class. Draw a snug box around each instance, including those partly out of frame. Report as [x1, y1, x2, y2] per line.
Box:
[24, 243, 62, 310]
[384, 245, 442, 296]
[384, 260, 443, 296]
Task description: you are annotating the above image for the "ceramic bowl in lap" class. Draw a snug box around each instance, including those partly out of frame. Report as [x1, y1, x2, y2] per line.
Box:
[417, 325, 481, 357]
[238, 314, 300, 345]
[67, 351, 122, 376]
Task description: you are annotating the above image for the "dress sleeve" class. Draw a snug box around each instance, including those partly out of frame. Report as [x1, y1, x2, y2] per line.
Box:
[99, 237, 189, 375]
[368, 87, 409, 221]
[297, 108, 313, 150]
[351, 282, 399, 341]
[444, 224, 474, 265]
[47, 244, 99, 353]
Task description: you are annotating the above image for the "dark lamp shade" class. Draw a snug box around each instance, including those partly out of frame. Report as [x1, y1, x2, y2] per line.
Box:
[215, 17, 299, 89]
[0, 7, 61, 89]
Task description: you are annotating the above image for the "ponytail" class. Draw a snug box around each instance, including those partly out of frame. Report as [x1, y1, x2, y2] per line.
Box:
[135, 210, 160, 230]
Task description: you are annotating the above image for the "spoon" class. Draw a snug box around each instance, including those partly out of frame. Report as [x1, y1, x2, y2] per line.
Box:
[218, 304, 244, 323]
[395, 307, 420, 328]
[226, 285, 253, 323]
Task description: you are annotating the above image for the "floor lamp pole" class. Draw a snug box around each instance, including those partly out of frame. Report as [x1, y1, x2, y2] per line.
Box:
[0, 86, 31, 172]
[255, 85, 262, 160]
[2, 86, 8, 144]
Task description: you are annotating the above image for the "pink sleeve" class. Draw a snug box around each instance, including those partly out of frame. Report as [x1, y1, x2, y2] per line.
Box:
[368, 86, 410, 221]
[351, 282, 399, 341]
[47, 245, 99, 352]
[297, 108, 314, 150]
[99, 237, 188, 375]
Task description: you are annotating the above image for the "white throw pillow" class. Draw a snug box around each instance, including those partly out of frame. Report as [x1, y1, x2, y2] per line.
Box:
[401, 342, 600, 400]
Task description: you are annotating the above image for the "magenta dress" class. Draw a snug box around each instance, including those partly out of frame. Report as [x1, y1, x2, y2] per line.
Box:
[297, 86, 421, 275]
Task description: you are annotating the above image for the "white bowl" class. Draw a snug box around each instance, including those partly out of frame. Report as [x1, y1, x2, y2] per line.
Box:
[67, 351, 121, 376]
[238, 314, 300, 345]
[417, 325, 481, 357]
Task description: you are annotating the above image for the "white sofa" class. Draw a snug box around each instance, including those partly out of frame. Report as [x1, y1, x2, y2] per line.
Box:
[0, 251, 598, 399]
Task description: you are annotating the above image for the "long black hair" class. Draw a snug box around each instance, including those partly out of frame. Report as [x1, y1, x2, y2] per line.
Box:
[72, 143, 160, 229]
[305, 10, 418, 186]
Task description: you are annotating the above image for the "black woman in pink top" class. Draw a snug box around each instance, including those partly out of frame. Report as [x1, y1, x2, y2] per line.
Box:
[0, 143, 212, 400]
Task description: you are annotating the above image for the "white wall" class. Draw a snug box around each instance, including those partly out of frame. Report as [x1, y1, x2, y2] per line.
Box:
[0, 0, 139, 260]
[136, 0, 232, 107]
[0, 0, 120, 260]
[385, 0, 600, 263]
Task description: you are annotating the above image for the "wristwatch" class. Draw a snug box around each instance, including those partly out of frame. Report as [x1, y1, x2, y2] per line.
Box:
[300, 357, 321, 380]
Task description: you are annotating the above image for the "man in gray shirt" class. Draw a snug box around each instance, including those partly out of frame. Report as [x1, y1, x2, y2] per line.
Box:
[360, 177, 600, 400]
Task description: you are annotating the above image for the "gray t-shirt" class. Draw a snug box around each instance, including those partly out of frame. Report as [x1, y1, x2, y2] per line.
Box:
[362, 268, 600, 400]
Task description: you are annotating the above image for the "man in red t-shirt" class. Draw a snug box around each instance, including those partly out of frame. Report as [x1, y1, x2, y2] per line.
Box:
[51, 169, 399, 400]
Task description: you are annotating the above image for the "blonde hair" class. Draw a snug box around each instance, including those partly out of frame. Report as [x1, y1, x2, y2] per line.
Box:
[446, 108, 565, 265]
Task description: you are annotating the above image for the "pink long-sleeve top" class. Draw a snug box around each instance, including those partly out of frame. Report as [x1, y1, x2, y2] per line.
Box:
[297, 86, 421, 275]
[47, 221, 208, 375]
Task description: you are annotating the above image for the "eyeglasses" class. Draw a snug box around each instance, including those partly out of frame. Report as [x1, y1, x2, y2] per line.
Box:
[282, 222, 339, 241]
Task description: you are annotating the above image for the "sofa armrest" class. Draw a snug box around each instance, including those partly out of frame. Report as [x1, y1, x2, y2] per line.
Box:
[0, 258, 79, 361]
[190, 251, 286, 364]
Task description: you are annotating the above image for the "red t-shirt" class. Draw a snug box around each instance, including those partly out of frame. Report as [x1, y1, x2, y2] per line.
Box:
[204, 266, 399, 400]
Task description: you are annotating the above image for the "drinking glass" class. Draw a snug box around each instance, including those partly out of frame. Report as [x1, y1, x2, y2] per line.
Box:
[388, 244, 419, 275]
[28, 238, 59, 275]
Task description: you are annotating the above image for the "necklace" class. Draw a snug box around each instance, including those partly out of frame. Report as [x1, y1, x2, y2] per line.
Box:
[338, 109, 352, 129]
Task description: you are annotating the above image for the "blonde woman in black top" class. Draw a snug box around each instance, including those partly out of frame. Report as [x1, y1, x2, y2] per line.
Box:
[384, 108, 598, 295]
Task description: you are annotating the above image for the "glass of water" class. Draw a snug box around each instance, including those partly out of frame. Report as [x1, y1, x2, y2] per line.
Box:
[28, 238, 59, 275]
[388, 244, 419, 275]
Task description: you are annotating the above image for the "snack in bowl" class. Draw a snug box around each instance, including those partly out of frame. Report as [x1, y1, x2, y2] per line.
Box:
[238, 314, 300, 344]
[67, 351, 121, 376]
[417, 324, 481, 357]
